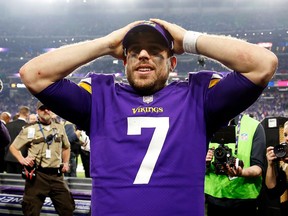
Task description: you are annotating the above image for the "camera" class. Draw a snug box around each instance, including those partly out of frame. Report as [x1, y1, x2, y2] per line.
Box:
[213, 144, 244, 175]
[45, 134, 54, 144]
[210, 125, 244, 175]
[274, 142, 288, 158]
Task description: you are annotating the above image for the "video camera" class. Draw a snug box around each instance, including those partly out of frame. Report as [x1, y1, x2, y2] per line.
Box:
[274, 142, 288, 159]
[210, 125, 244, 175]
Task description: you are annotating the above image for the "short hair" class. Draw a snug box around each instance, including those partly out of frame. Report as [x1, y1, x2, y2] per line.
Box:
[19, 106, 30, 115]
[1, 111, 11, 118]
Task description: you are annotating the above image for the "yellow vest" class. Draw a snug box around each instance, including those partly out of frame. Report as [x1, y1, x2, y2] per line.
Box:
[205, 115, 262, 199]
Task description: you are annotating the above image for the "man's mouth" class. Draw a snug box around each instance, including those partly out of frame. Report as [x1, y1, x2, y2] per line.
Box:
[136, 65, 154, 74]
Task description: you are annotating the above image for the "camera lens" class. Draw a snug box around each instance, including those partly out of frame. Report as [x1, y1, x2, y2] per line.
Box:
[274, 143, 288, 158]
[214, 147, 227, 161]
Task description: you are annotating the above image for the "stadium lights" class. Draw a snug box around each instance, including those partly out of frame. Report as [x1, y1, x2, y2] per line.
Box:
[0, 48, 8, 52]
[23, 0, 56, 3]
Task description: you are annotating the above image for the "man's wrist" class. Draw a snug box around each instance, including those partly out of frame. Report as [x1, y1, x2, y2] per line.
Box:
[183, 31, 203, 54]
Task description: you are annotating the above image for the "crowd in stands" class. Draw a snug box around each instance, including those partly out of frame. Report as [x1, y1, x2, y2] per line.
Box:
[0, 76, 288, 123]
[0, 1, 288, 122]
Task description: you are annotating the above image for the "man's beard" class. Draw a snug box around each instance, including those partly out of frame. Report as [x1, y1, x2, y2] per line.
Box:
[39, 114, 51, 124]
[127, 74, 168, 96]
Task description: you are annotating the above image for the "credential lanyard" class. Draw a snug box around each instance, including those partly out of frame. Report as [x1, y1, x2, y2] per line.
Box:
[38, 121, 52, 149]
[234, 114, 243, 155]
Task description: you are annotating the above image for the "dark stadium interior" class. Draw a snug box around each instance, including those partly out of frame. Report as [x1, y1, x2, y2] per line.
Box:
[0, 0, 288, 120]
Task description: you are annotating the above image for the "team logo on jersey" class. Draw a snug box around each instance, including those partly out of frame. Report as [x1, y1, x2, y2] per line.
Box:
[132, 106, 164, 114]
[143, 95, 153, 104]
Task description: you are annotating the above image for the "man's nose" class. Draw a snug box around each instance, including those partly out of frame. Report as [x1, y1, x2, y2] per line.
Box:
[138, 49, 150, 60]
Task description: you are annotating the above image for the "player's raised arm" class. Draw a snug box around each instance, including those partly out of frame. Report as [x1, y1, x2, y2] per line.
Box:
[19, 21, 143, 94]
[151, 18, 278, 87]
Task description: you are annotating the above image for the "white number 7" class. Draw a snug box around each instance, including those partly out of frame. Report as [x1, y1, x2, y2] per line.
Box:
[127, 117, 169, 184]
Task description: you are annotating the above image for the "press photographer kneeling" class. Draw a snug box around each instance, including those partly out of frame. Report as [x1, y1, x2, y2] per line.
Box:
[205, 114, 266, 216]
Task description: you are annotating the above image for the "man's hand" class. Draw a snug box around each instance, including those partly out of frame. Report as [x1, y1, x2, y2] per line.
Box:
[225, 164, 243, 177]
[206, 147, 214, 168]
[150, 18, 187, 55]
[21, 156, 35, 167]
[106, 20, 144, 60]
[61, 162, 70, 173]
[266, 146, 277, 166]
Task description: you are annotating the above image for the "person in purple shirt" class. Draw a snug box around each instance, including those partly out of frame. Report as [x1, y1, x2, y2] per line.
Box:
[0, 120, 10, 173]
[0, 121, 10, 148]
[19, 19, 277, 215]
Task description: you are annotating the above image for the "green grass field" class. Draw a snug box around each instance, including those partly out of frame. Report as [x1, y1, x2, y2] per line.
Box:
[76, 155, 86, 178]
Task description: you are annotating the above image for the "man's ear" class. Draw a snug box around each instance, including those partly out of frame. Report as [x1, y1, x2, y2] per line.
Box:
[169, 56, 177, 71]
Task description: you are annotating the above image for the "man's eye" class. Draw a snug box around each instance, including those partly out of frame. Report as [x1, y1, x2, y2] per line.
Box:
[128, 47, 141, 54]
[149, 49, 162, 55]
[128, 47, 164, 56]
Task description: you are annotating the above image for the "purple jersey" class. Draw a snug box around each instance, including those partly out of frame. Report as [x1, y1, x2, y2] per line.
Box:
[36, 71, 264, 216]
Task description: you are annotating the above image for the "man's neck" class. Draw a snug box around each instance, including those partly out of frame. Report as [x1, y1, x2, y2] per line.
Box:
[18, 117, 27, 122]
[38, 119, 51, 126]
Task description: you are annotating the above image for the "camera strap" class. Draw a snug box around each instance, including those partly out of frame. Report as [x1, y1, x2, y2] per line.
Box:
[234, 114, 243, 156]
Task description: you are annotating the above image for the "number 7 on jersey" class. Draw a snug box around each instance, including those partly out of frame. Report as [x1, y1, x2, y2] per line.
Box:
[127, 117, 169, 184]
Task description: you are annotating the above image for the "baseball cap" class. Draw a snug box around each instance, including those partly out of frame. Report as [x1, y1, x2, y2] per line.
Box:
[122, 21, 174, 54]
[36, 101, 43, 110]
[36, 101, 48, 110]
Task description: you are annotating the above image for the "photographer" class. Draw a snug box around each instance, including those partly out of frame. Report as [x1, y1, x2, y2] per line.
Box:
[9, 101, 75, 215]
[205, 113, 266, 216]
[265, 121, 288, 216]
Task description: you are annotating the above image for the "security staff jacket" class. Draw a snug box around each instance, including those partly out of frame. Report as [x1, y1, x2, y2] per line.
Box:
[11, 120, 70, 168]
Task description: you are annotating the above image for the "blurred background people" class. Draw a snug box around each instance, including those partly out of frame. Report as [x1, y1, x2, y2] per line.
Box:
[64, 120, 82, 177]
[0, 112, 11, 172]
[79, 130, 90, 178]
[1, 111, 11, 124]
[28, 113, 38, 123]
[4, 105, 30, 173]
[0, 121, 11, 172]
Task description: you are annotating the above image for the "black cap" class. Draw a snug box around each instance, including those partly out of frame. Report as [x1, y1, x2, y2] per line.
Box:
[122, 21, 173, 54]
[36, 101, 44, 110]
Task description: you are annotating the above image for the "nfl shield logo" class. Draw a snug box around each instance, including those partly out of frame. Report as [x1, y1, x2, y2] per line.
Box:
[240, 133, 248, 141]
[143, 95, 153, 104]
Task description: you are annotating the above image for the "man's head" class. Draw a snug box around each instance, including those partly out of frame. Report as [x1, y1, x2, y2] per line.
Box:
[18, 106, 30, 121]
[29, 113, 38, 123]
[284, 121, 288, 143]
[36, 101, 52, 124]
[123, 21, 174, 57]
[122, 21, 177, 96]
[0, 112, 11, 124]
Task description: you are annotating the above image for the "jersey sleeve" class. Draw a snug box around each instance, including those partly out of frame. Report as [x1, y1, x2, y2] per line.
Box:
[35, 78, 91, 133]
[205, 72, 265, 133]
